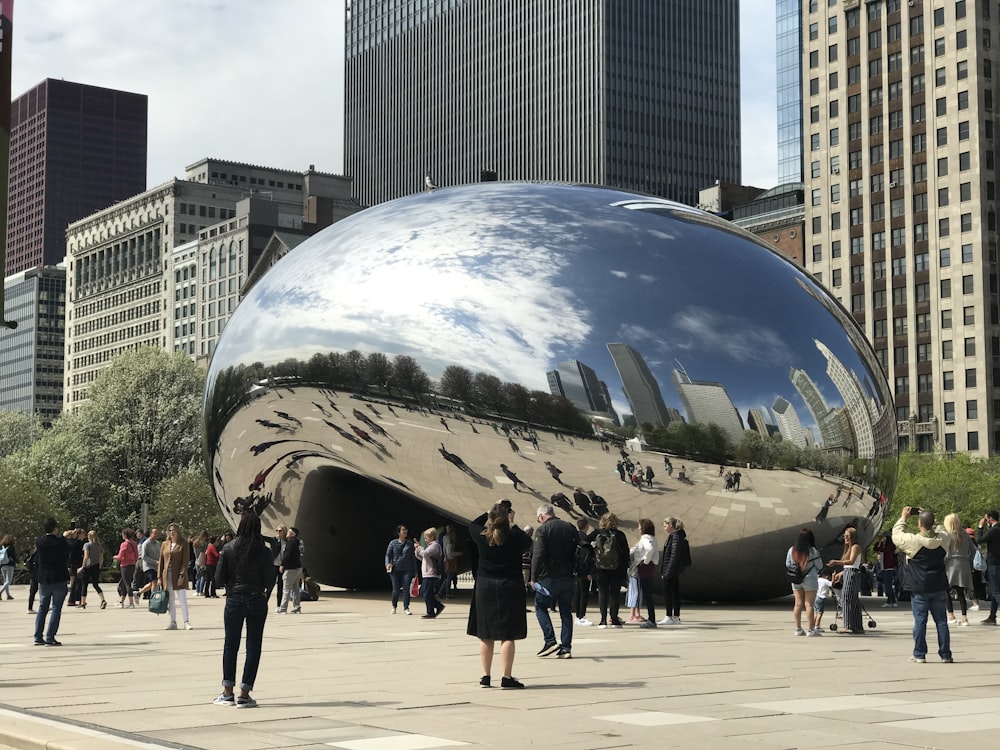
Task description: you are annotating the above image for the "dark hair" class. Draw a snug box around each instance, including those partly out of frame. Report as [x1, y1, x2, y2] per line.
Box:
[230, 511, 265, 570]
[987, 510, 999, 522]
[792, 528, 815, 568]
[44, 517, 58, 534]
[122, 528, 135, 541]
[638, 518, 655, 536]
[395, 524, 407, 536]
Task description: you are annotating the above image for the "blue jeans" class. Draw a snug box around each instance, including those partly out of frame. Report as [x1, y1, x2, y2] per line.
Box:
[389, 569, 413, 609]
[222, 591, 268, 691]
[910, 591, 951, 660]
[989, 563, 1000, 618]
[0, 564, 14, 598]
[422, 576, 443, 616]
[34, 581, 68, 642]
[534, 576, 574, 650]
[881, 569, 897, 604]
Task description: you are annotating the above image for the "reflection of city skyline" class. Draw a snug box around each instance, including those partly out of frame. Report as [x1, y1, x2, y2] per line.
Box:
[538, 334, 886, 461]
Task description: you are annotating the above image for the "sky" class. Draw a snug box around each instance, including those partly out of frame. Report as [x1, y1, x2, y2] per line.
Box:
[9, 0, 779, 191]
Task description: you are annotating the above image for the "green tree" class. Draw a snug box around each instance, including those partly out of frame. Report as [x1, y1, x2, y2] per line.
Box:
[0, 458, 60, 552]
[439, 365, 476, 406]
[0, 411, 45, 458]
[892, 450, 1000, 527]
[150, 467, 229, 536]
[391, 355, 431, 399]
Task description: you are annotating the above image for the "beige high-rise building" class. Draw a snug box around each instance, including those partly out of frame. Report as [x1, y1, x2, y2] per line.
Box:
[805, 0, 999, 455]
[64, 159, 357, 408]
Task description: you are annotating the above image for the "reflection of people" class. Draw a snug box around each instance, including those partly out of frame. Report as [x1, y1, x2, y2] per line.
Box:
[214, 511, 273, 708]
[466, 502, 531, 689]
[500, 464, 532, 492]
[543, 461, 565, 486]
[893, 507, 952, 662]
[815, 493, 836, 523]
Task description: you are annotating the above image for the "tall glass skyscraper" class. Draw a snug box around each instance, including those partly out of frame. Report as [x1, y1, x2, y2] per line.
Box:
[775, 0, 803, 184]
[345, 0, 741, 207]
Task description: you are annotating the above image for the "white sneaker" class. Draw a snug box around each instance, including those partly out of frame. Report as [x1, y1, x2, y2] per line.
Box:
[404, 608, 412, 615]
[970, 604, 980, 611]
[116, 602, 124, 609]
[391, 606, 397, 614]
[794, 628, 806, 636]
[657, 616, 675, 625]
[805, 629, 818, 636]
[275, 608, 286, 614]
[576, 617, 593, 626]
[811, 627, 823, 636]
[881, 603, 892, 608]
[947, 619, 958, 625]
[184, 622, 193, 630]
[165, 621, 178, 631]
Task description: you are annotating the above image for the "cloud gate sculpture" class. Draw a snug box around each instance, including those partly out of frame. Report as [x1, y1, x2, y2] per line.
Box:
[204, 183, 897, 601]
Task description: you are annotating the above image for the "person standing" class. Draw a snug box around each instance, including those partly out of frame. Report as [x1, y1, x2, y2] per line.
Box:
[439, 523, 463, 598]
[66, 528, 85, 606]
[139, 528, 161, 599]
[573, 518, 594, 626]
[658, 517, 690, 625]
[214, 511, 273, 708]
[414, 527, 446, 619]
[892, 506, 953, 663]
[944, 512, 975, 626]
[276, 527, 303, 615]
[385, 524, 416, 615]
[829, 527, 864, 634]
[529, 503, 578, 658]
[114, 529, 139, 608]
[269, 526, 287, 604]
[466, 501, 531, 688]
[785, 528, 822, 636]
[630, 519, 659, 628]
[975, 509, 1000, 625]
[588, 512, 629, 628]
[157, 523, 192, 631]
[33, 518, 70, 646]
[0, 534, 17, 600]
[204, 535, 221, 598]
[873, 532, 899, 608]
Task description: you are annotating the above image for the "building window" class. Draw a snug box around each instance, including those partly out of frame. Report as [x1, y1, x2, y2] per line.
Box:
[943, 339, 954, 359]
[965, 337, 976, 356]
[967, 368, 977, 387]
[942, 309, 953, 328]
[969, 432, 980, 451]
[941, 278, 952, 297]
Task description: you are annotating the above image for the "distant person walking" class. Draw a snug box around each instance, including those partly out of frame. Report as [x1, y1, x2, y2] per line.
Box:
[214, 510, 273, 708]
[33, 518, 70, 646]
[114, 529, 139, 608]
[78, 530, 107, 610]
[0, 534, 17, 600]
[385, 524, 416, 615]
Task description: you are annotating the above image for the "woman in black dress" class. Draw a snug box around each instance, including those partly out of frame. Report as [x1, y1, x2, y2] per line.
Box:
[466, 501, 531, 689]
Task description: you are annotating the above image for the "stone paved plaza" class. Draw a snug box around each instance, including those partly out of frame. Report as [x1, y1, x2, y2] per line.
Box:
[1, 583, 999, 750]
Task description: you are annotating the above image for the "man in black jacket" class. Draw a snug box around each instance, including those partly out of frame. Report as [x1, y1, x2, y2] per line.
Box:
[275, 527, 302, 614]
[976, 509, 1000, 624]
[33, 518, 70, 646]
[529, 504, 579, 658]
[893, 507, 952, 662]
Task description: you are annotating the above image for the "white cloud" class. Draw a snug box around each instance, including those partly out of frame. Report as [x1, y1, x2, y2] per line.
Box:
[10, 0, 779, 192]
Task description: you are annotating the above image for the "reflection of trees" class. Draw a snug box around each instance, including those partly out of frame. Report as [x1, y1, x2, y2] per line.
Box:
[208, 350, 592, 433]
[644, 422, 732, 464]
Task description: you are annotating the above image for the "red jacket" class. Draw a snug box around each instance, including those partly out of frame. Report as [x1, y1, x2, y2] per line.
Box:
[205, 543, 220, 566]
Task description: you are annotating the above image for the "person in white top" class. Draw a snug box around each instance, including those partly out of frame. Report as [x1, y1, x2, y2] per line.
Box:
[629, 519, 660, 628]
[828, 527, 864, 634]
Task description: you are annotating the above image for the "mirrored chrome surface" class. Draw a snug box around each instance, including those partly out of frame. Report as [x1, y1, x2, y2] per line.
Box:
[204, 183, 897, 601]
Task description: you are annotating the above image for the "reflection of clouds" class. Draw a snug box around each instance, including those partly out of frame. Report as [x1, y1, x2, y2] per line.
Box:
[611, 270, 628, 278]
[671, 306, 793, 366]
[638, 274, 657, 283]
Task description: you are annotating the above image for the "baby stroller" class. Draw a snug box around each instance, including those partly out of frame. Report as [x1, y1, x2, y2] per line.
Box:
[828, 571, 878, 632]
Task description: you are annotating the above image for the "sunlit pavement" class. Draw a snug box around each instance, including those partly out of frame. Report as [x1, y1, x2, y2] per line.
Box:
[2, 584, 998, 750]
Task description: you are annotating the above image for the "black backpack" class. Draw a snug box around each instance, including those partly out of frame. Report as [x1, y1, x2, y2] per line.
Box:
[573, 542, 595, 578]
[593, 531, 620, 570]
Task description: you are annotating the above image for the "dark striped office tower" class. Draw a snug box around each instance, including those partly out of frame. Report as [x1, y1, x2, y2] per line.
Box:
[5, 79, 147, 276]
[345, 0, 741, 207]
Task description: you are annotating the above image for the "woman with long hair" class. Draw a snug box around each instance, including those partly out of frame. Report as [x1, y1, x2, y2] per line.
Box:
[466, 501, 531, 688]
[114, 528, 139, 608]
[944, 513, 975, 626]
[630, 518, 659, 628]
[658, 517, 688, 625]
[214, 510, 272, 708]
[384, 524, 416, 615]
[785, 528, 822, 636]
[78, 530, 107, 609]
[829, 526, 864, 634]
[157, 523, 192, 630]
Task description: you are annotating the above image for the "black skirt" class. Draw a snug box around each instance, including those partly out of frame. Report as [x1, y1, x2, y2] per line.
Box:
[467, 574, 527, 641]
